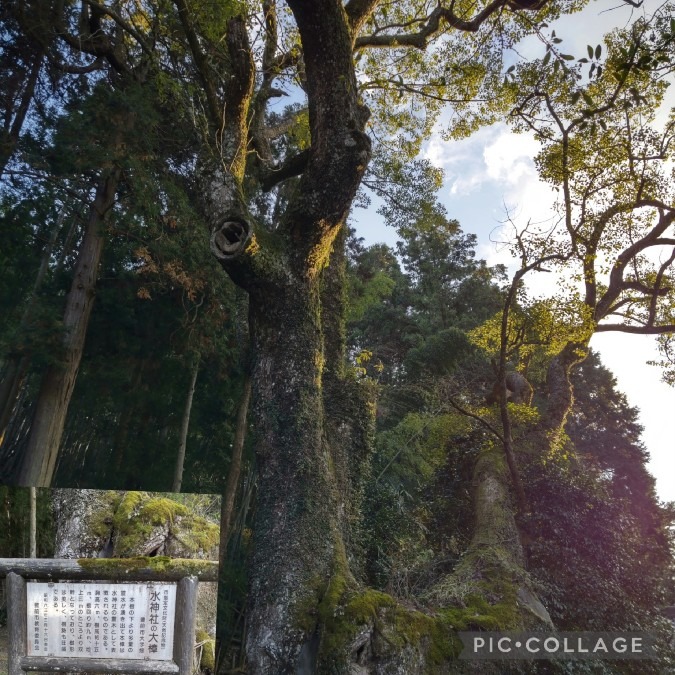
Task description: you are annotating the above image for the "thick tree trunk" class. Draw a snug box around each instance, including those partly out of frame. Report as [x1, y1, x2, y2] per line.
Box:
[245, 279, 347, 674]
[219, 374, 251, 563]
[320, 231, 376, 564]
[172, 356, 200, 493]
[52, 488, 107, 558]
[544, 342, 588, 435]
[197, 4, 371, 668]
[430, 345, 590, 638]
[423, 340, 592, 647]
[17, 169, 120, 487]
[431, 445, 553, 629]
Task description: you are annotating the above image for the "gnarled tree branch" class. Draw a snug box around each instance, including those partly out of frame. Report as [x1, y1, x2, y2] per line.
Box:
[355, 0, 548, 50]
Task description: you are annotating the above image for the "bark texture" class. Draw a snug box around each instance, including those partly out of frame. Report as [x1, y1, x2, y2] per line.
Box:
[245, 282, 345, 672]
[17, 169, 120, 487]
[198, 3, 372, 669]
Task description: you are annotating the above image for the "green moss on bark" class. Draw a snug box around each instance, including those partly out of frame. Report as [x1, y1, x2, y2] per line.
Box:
[76, 555, 218, 578]
[196, 628, 216, 670]
[314, 585, 525, 672]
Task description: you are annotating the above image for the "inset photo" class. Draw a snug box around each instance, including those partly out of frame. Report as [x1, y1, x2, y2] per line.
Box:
[0, 487, 220, 673]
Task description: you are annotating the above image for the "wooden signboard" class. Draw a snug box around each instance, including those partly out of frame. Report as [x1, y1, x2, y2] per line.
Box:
[26, 581, 177, 659]
[0, 558, 218, 675]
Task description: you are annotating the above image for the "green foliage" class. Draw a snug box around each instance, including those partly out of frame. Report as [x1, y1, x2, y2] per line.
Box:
[0, 486, 54, 560]
[363, 411, 473, 590]
[347, 213, 504, 386]
[358, 0, 586, 151]
[196, 628, 216, 670]
[469, 294, 594, 365]
[0, 0, 674, 666]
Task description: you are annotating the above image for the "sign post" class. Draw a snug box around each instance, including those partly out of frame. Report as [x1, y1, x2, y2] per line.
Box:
[1, 559, 217, 675]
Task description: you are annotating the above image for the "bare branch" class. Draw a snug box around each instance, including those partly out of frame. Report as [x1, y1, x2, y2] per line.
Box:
[80, 0, 154, 56]
[47, 54, 104, 74]
[173, 0, 222, 130]
[447, 399, 505, 444]
[56, 23, 129, 74]
[597, 206, 675, 319]
[595, 323, 675, 334]
[355, 0, 548, 50]
[647, 247, 675, 325]
[260, 150, 309, 191]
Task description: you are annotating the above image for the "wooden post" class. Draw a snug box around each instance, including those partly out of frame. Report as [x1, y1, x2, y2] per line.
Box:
[0, 558, 218, 581]
[20, 657, 178, 673]
[7, 572, 27, 675]
[29, 488, 37, 558]
[174, 576, 198, 675]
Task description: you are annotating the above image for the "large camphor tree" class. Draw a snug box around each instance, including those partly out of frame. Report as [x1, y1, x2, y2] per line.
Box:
[186, 1, 573, 670]
[3, 0, 675, 672]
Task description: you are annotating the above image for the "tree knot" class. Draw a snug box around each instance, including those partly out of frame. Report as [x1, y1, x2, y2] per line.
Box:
[211, 218, 251, 259]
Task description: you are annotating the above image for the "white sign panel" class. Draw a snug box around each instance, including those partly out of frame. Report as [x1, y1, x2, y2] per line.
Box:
[26, 581, 176, 659]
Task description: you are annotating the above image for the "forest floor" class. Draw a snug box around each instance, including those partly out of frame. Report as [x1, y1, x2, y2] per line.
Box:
[0, 623, 6, 675]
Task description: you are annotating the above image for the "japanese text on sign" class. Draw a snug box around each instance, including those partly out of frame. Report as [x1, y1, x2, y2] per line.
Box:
[26, 581, 176, 660]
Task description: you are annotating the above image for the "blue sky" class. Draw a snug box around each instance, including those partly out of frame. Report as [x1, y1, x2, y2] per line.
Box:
[353, 0, 675, 502]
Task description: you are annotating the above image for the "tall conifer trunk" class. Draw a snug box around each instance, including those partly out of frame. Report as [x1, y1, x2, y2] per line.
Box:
[219, 374, 251, 562]
[18, 169, 120, 487]
[0, 50, 43, 178]
[0, 208, 65, 444]
[172, 356, 200, 493]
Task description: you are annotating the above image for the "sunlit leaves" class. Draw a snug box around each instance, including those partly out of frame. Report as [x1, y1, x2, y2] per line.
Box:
[468, 294, 594, 366]
[355, 0, 577, 151]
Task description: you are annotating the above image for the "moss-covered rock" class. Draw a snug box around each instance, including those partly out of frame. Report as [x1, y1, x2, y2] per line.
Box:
[87, 491, 219, 558]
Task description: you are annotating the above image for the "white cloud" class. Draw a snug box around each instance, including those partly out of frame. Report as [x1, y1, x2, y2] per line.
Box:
[483, 131, 539, 185]
[591, 333, 675, 503]
[422, 126, 498, 196]
[424, 124, 558, 223]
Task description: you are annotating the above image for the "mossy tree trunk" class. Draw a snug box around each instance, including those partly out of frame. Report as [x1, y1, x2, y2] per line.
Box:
[441, 350, 589, 635]
[320, 229, 377, 561]
[188, 0, 571, 669]
[243, 278, 347, 671]
[192, 4, 371, 670]
[431, 445, 553, 630]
